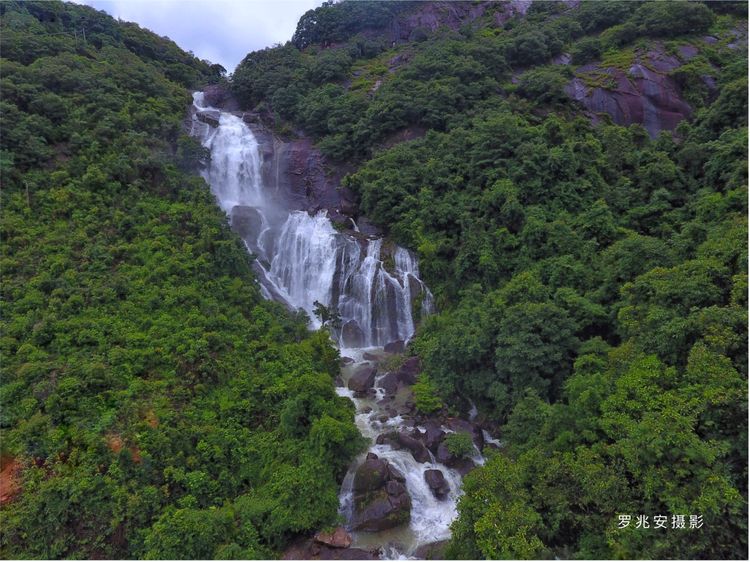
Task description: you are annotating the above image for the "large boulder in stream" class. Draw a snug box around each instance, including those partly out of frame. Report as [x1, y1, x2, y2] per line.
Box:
[348, 365, 377, 394]
[436, 442, 475, 476]
[417, 421, 446, 453]
[352, 454, 411, 532]
[424, 469, 450, 499]
[376, 431, 430, 463]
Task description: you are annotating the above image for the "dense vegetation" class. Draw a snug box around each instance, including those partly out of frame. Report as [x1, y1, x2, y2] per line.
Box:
[232, 0, 748, 559]
[0, 1, 362, 558]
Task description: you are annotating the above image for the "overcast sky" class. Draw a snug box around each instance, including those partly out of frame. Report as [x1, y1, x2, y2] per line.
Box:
[72, 0, 324, 72]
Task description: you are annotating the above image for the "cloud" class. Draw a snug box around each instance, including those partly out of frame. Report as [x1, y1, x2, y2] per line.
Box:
[71, 0, 322, 72]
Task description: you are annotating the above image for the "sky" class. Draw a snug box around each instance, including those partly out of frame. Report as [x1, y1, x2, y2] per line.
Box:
[71, 0, 324, 73]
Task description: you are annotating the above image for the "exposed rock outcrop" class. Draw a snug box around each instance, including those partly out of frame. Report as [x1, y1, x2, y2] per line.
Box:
[565, 43, 702, 137]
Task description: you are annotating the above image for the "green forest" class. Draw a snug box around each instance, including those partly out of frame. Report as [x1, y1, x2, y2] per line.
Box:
[1, 0, 748, 560]
[0, 1, 362, 558]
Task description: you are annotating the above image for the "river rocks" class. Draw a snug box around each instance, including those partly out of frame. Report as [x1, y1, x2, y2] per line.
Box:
[362, 352, 380, 362]
[376, 431, 430, 463]
[436, 442, 475, 476]
[379, 372, 400, 396]
[446, 418, 485, 452]
[383, 340, 405, 354]
[348, 365, 377, 394]
[340, 356, 354, 366]
[353, 456, 389, 492]
[341, 320, 365, 348]
[282, 538, 377, 560]
[352, 455, 411, 532]
[415, 421, 445, 452]
[414, 540, 449, 560]
[424, 469, 450, 499]
[314, 527, 352, 549]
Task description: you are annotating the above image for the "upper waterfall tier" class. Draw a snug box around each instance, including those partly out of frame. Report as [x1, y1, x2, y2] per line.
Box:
[190, 92, 433, 347]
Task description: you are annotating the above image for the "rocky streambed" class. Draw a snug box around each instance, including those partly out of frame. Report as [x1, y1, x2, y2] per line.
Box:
[286, 346, 501, 560]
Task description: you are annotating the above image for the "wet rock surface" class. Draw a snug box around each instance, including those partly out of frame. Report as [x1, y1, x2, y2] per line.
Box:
[348, 365, 377, 394]
[424, 469, 450, 499]
[229, 206, 265, 241]
[352, 455, 412, 532]
[376, 431, 430, 463]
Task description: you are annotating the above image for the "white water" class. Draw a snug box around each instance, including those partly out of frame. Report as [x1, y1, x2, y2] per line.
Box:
[191, 92, 433, 348]
[191, 92, 463, 558]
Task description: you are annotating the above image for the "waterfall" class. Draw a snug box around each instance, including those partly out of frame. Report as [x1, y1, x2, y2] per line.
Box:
[191, 92, 471, 559]
[191, 92, 432, 347]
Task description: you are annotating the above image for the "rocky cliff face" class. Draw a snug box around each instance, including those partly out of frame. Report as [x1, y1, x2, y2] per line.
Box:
[565, 43, 699, 138]
[193, 86, 359, 227]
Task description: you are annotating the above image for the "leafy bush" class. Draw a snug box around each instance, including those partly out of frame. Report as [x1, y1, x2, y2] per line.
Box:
[443, 432, 474, 458]
[412, 374, 443, 414]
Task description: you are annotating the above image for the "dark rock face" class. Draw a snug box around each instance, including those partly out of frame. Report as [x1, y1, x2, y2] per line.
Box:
[341, 320, 365, 348]
[276, 135, 358, 222]
[565, 44, 696, 138]
[396, 356, 421, 385]
[351, 455, 411, 532]
[229, 206, 264, 242]
[384, 340, 405, 354]
[348, 365, 377, 393]
[195, 109, 220, 128]
[203, 84, 230, 107]
[424, 469, 450, 499]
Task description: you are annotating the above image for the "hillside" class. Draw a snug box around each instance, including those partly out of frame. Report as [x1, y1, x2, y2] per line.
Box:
[0, 1, 362, 558]
[230, 0, 748, 559]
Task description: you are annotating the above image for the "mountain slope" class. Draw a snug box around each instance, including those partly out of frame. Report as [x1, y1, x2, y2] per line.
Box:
[231, 0, 748, 558]
[0, 1, 361, 558]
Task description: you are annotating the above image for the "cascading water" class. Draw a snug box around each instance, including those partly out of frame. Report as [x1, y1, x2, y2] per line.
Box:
[191, 92, 432, 347]
[191, 92, 477, 559]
